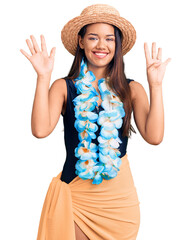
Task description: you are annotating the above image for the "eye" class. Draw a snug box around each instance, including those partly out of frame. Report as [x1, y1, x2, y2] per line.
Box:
[106, 38, 114, 41]
[89, 37, 98, 40]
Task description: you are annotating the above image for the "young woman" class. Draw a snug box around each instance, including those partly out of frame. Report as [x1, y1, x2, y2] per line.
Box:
[20, 4, 171, 240]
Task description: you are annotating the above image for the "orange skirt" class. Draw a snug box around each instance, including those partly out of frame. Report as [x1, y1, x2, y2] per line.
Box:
[36, 153, 140, 240]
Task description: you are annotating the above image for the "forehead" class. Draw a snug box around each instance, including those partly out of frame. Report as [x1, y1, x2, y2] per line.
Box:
[85, 23, 114, 34]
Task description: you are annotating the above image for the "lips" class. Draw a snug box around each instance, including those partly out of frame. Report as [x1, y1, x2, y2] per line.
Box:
[92, 51, 108, 59]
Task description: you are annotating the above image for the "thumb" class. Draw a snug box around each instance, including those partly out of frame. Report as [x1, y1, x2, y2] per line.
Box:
[164, 58, 171, 66]
[50, 47, 56, 58]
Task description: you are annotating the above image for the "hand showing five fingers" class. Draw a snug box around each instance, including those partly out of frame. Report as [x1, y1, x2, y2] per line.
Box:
[144, 42, 171, 87]
[20, 35, 56, 78]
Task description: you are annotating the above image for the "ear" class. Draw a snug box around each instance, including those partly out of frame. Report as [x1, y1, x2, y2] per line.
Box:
[78, 35, 84, 49]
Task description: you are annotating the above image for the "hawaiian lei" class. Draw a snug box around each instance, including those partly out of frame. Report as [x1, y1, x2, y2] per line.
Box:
[72, 58, 126, 184]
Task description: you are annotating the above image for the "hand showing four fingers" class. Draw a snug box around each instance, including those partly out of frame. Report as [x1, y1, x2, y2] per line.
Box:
[144, 42, 171, 87]
[20, 35, 56, 78]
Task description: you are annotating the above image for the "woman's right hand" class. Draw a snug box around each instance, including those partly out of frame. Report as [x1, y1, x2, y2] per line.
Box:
[20, 35, 56, 78]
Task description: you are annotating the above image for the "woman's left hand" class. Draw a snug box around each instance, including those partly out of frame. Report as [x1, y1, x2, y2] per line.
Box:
[144, 42, 171, 87]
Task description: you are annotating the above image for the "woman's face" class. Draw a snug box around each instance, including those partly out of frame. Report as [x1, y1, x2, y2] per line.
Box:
[79, 23, 115, 72]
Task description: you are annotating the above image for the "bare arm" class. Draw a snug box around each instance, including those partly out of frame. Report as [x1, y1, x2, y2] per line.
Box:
[145, 85, 164, 144]
[130, 42, 171, 145]
[31, 76, 66, 138]
[130, 81, 164, 145]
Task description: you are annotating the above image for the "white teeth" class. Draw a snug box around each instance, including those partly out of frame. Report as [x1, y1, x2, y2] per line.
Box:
[94, 52, 107, 56]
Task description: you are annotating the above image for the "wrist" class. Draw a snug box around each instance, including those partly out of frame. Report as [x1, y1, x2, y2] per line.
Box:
[149, 83, 162, 90]
[37, 74, 51, 83]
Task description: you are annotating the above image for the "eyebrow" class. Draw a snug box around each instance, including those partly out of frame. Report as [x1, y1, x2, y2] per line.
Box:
[87, 33, 115, 37]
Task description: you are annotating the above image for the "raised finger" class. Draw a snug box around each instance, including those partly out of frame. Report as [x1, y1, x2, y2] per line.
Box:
[30, 35, 41, 52]
[152, 42, 157, 59]
[41, 35, 48, 53]
[144, 42, 151, 65]
[26, 38, 36, 55]
[20, 48, 31, 61]
[157, 47, 162, 61]
[164, 58, 171, 66]
[50, 47, 56, 58]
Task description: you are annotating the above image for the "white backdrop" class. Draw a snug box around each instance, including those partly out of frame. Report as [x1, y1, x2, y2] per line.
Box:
[1, 0, 191, 239]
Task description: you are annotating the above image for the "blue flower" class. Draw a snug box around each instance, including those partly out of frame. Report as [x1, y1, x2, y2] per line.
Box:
[73, 91, 97, 104]
[98, 136, 122, 148]
[92, 163, 105, 184]
[100, 127, 118, 139]
[75, 111, 98, 122]
[99, 146, 121, 158]
[74, 119, 98, 133]
[76, 166, 95, 180]
[74, 141, 98, 160]
[78, 129, 96, 141]
[101, 168, 118, 180]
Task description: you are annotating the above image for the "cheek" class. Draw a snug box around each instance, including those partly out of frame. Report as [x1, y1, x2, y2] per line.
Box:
[84, 40, 96, 51]
[110, 43, 116, 54]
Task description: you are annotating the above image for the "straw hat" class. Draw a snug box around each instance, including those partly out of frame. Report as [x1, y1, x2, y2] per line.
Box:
[61, 4, 136, 56]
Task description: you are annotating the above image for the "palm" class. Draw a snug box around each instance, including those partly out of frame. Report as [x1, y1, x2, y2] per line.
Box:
[144, 42, 171, 86]
[30, 51, 54, 76]
[20, 35, 56, 77]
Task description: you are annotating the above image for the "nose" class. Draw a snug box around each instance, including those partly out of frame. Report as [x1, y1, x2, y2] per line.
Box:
[96, 39, 106, 49]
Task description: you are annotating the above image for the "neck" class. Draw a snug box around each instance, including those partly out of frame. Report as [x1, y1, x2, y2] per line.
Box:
[87, 63, 107, 82]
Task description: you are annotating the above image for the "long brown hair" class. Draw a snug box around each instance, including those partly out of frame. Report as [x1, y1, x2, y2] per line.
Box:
[66, 24, 136, 138]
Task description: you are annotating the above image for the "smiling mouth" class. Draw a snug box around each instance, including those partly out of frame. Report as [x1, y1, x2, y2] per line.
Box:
[92, 52, 108, 58]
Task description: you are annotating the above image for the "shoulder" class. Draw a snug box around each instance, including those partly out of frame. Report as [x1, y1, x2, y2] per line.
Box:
[128, 79, 146, 104]
[50, 78, 67, 100]
[51, 77, 67, 91]
[52, 77, 67, 86]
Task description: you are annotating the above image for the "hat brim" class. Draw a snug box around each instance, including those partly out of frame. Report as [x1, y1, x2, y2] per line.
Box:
[61, 13, 136, 56]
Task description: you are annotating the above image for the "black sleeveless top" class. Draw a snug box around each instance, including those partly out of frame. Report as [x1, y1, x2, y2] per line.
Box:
[60, 78, 134, 183]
